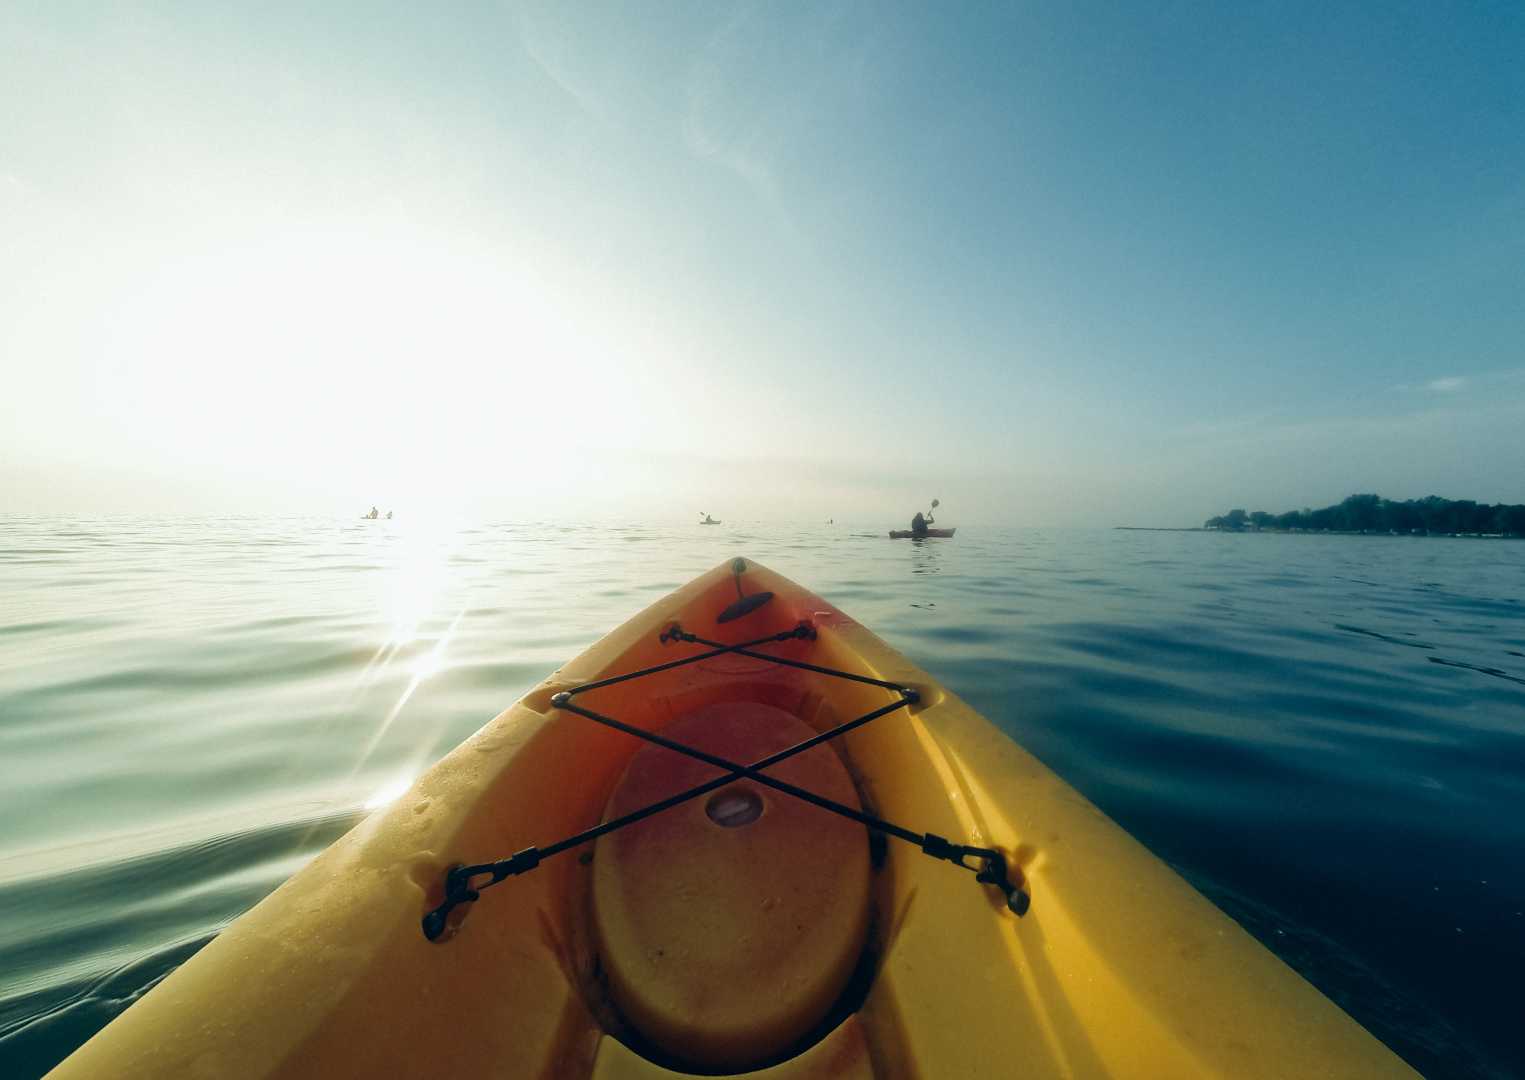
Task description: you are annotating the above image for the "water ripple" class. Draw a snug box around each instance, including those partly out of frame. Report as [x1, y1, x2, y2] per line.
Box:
[0, 521, 1520, 1078]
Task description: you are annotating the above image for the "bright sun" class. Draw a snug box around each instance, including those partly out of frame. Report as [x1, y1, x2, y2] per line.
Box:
[95, 219, 668, 511]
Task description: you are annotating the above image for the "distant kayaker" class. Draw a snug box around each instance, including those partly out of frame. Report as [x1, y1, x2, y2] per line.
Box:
[386, 510, 393, 520]
[368, 506, 379, 520]
[909, 498, 940, 537]
[701, 513, 719, 524]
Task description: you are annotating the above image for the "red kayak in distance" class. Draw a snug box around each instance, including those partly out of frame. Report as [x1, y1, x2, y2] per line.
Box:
[888, 527, 956, 539]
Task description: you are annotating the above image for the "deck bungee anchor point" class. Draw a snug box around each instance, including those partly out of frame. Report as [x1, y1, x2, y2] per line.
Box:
[422, 617, 1029, 942]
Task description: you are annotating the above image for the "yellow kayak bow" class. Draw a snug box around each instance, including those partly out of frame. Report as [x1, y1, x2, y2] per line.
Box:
[48, 559, 1415, 1079]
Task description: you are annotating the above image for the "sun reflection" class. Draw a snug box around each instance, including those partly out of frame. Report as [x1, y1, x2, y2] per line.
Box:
[410, 639, 447, 681]
[382, 528, 454, 648]
[353, 608, 465, 775]
[364, 774, 415, 810]
[354, 522, 457, 690]
[345, 520, 469, 790]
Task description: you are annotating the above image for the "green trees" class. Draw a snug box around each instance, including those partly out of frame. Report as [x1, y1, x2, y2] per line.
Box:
[1341, 494, 1383, 532]
[1202, 495, 1525, 536]
[1203, 509, 1251, 530]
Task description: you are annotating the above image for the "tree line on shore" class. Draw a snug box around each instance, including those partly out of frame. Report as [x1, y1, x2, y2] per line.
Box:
[1204, 494, 1525, 537]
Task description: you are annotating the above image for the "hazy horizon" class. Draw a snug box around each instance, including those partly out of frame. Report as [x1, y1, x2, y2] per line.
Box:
[5, 4, 1523, 527]
[4, 465, 1525, 530]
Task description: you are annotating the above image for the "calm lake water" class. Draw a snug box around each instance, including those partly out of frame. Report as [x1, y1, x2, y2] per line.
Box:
[1, 517, 1522, 1078]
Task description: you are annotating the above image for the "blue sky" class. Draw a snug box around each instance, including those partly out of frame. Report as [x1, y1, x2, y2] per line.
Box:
[3, 2, 1521, 525]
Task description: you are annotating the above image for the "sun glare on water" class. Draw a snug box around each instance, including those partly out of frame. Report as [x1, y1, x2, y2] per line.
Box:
[346, 519, 467, 789]
[363, 774, 416, 811]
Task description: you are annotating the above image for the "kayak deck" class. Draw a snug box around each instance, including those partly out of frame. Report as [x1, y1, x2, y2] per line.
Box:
[48, 559, 1414, 1079]
[887, 528, 956, 539]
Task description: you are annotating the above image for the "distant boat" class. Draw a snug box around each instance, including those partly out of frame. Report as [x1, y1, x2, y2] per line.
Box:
[700, 514, 720, 525]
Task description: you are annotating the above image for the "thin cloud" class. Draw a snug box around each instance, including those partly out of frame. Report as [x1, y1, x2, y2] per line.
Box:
[0, 172, 33, 223]
[683, 6, 800, 239]
[515, 6, 609, 123]
[1392, 375, 1465, 393]
[1393, 370, 1525, 394]
[682, 1, 889, 244]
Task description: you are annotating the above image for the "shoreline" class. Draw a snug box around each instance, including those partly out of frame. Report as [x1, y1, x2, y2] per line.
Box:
[1115, 526, 1522, 539]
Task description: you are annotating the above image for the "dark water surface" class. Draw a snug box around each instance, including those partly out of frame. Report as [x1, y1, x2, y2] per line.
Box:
[1, 517, 1522, 1077]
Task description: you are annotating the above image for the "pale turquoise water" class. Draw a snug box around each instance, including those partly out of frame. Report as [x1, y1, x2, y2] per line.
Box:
[1, 517, 1522, 1077]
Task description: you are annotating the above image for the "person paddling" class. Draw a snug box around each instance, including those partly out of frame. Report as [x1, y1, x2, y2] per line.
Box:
[909, 498, 939, 537]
